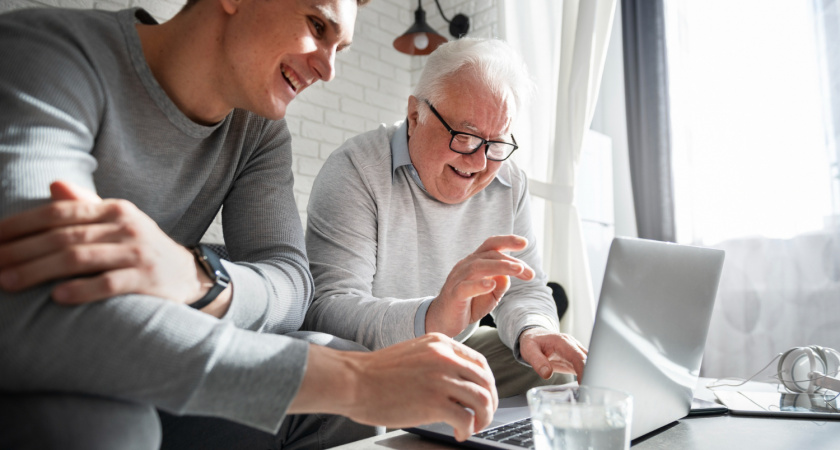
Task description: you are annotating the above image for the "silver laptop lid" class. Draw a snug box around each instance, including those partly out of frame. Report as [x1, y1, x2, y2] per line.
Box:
[581, 237, 725, 440]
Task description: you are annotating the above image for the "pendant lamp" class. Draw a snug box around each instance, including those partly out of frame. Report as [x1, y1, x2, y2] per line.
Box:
[393, 0, 470, 56]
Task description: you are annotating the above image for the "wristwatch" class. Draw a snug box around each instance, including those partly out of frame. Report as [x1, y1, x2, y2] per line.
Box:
[188, 244, 231, 309]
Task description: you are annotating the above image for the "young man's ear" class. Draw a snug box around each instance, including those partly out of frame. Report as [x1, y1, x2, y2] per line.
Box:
[407, 95, 420, 137]
[219, 0, 242, 16]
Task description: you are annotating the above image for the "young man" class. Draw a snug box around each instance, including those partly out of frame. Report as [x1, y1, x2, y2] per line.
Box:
[0, 1, 497, 448]
[305, 38, 588, 398]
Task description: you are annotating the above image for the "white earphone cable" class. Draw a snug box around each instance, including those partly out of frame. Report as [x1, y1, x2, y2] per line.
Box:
[707, 352, 840, 395]
[705, 353, 782, 390]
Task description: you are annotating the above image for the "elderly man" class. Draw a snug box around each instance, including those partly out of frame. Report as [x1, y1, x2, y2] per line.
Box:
[0, 1, 498, 448]
[305, 38, 587, 397]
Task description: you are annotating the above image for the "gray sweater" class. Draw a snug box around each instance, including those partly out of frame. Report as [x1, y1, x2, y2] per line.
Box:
[304, 122, 560, 357]
[0, 8, 311, 432]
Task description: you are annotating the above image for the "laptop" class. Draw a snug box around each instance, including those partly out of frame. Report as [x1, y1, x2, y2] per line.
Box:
[406, 237, 725, 449]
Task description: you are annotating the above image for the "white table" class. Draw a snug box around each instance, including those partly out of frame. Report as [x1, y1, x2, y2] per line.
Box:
[334, 379, 840, 450]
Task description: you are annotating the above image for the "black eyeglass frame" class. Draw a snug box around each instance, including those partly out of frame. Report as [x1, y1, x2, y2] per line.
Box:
[423, 99, 518, 162]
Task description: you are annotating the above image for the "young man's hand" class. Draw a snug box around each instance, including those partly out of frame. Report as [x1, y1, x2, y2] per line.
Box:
[291, 333, 499, 442]
[0, 181, 229, 313]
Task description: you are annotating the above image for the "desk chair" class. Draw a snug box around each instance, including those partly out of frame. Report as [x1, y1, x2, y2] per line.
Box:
[478, 281, 568, 328]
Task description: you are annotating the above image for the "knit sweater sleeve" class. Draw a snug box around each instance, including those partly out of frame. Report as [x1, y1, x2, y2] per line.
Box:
[304, 133, 429, 350]
[218, 119, 314, 334]
[491, 165, 561, 360]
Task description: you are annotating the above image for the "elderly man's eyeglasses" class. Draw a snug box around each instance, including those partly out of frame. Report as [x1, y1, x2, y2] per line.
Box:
[423, 99, 518, 162]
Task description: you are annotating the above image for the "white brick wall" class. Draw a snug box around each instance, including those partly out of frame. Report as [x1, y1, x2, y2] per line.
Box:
[0, 0, 501, 241]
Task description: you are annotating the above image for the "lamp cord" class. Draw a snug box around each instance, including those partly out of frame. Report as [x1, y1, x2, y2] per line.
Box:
[432, 0, 453, 23]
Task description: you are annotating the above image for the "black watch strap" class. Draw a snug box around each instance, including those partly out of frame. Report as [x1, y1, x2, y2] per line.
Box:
[189, 244, 231, 310]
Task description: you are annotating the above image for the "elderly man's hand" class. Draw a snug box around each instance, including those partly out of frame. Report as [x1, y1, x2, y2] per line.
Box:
[294, 333, 499, 442]
[425, 235, 535, 338]
[0, 181, 219, 309]
[519, 327, 587, 381]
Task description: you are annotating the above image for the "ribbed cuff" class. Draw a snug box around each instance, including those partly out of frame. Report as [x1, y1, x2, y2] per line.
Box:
[413, 298, 435, 337]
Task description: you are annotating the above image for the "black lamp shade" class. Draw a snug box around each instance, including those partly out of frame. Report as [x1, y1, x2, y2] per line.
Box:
[393, 7, 448, 55]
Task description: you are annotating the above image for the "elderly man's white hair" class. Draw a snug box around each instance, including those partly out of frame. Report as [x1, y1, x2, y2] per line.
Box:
[411, 38, 535, 126]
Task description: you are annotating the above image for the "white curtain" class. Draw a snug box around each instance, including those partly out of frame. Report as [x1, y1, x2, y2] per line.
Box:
[663, 0, 840, 378]
[503, 0, 617, 346]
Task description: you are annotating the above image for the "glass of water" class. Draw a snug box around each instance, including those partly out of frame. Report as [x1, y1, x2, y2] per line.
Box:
[526, 385, 633, 450]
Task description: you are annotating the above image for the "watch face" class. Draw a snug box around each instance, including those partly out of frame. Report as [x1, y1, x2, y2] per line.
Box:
[189, 245, 230, 309]
[197, 245, 230, 285]
[202, 259, 217, 280]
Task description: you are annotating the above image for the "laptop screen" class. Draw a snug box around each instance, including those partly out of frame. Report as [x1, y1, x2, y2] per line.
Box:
[581, 237, 724, 439]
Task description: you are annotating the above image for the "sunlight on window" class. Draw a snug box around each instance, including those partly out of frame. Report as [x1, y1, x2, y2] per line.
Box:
[665, 0, 836, 245]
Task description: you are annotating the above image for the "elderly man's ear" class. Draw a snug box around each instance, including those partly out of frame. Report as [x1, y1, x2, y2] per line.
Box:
[407, 95, 420, 137]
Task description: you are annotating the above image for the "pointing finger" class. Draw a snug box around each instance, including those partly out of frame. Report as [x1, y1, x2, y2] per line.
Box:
[474, 235, 528, 254]
[452, 278, 496, 303]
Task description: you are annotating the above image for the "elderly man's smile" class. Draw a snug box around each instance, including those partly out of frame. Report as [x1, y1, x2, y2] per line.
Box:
[451, 166, 475, 178]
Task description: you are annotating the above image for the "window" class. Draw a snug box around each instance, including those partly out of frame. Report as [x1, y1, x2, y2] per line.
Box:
[663, 0, 840, 379]
[665, 0, 838, 245]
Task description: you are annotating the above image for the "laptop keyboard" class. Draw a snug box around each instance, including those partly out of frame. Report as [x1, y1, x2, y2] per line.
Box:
[474, 418, 534, 449]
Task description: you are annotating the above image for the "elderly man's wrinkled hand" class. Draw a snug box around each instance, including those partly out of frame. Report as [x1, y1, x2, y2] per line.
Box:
[425, 235, 535, 337]
[519, 327, 588, 381]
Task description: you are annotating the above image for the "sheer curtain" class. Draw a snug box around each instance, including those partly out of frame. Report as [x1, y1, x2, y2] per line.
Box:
[663, 0, 840, 378]
[503, 0, 617, 346]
